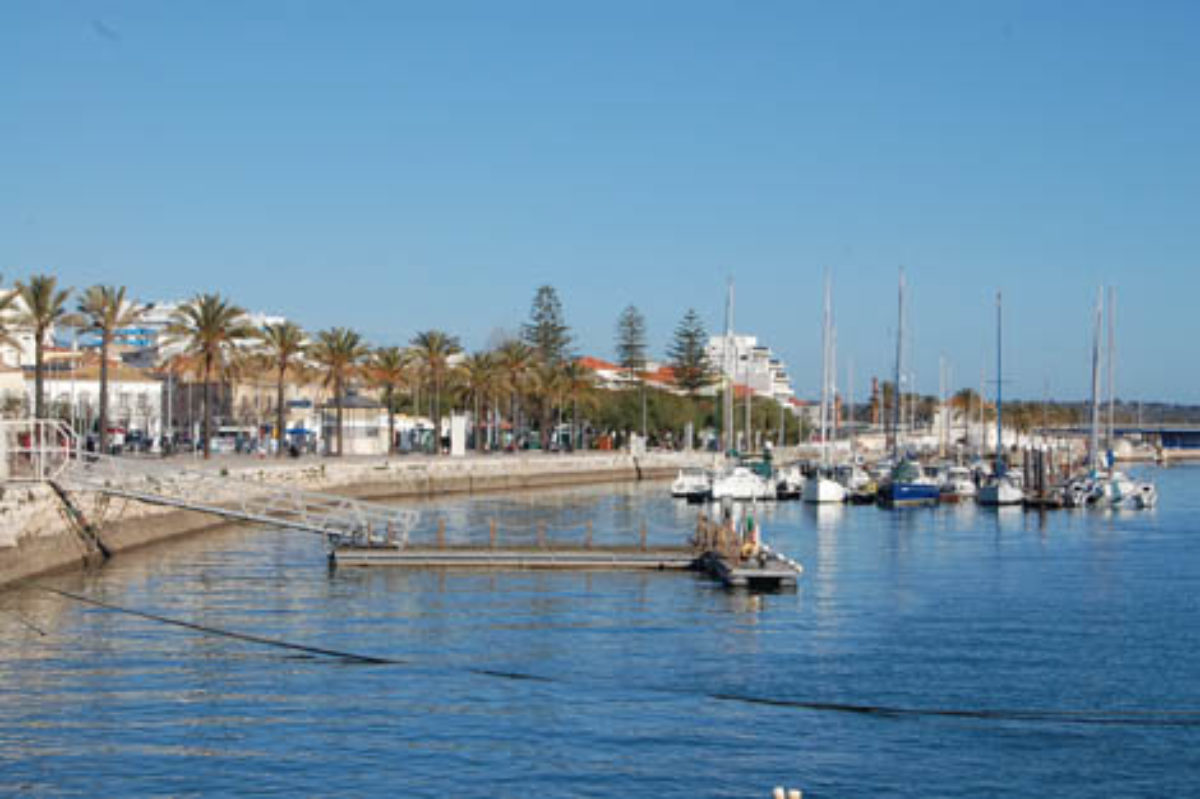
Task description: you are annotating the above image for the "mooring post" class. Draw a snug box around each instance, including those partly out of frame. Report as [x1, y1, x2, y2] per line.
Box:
[537, 522, 546, 549]
[640, 521, 647, 551]
[437, 518, 446, 549]
[387, 520, 395, 545]
[489, 518, 497, 549]
[584, 519, 593, 549]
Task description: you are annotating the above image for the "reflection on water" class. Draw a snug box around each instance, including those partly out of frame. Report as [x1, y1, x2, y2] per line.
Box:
[1, 469, 1199, 797]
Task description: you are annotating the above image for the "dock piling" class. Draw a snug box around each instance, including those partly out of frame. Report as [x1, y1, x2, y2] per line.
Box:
[436, 519, 446, 549]
[537, 522, 546, 549]
[489, 518, 497, 549]
[584, 520, 593, 549]
[640, 521, 647, 551]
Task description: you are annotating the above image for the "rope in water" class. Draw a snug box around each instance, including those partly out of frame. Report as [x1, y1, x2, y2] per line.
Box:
[37, 585, 1200, 728]
[39, 587, 402, 665]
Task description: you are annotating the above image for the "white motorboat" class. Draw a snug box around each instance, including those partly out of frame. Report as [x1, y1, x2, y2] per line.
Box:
[775, 464, 803, 500]
[939, 465, 977, 502]
[978, 473, 1024, 506]
[803, 470, 847, 504]
[670, 467, 711, 499]
[711, 466, 775, 501]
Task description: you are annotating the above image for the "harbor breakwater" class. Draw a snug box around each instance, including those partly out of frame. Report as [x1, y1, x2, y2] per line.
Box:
[0, 451, 714, 590]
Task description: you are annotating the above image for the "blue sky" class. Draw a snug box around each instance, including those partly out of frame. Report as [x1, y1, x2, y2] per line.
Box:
[3, 1, 1198, 402]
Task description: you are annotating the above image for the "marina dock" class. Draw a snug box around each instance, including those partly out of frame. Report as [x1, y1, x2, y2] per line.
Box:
[331, 512, 802, 590]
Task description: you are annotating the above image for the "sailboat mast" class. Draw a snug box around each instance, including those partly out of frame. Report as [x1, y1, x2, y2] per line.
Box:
[848, 356, 856, 456]
[995, 291, 1003, 475]
[938, 354, 946, 459]
[831, 325, 839, 450]
[1107, 285, 1116, 451]
[1089, 286, 1103, 473]
[819, 272, 831, 467]
[723, 278, 735, 454]
[892, 268, 905, 459]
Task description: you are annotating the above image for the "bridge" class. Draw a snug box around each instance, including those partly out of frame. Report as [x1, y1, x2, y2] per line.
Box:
[1, 420, 420, 546]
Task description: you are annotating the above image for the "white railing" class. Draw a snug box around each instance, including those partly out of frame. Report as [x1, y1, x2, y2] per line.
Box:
[0, 419, 419, 545]
[0, 419, 80, 483]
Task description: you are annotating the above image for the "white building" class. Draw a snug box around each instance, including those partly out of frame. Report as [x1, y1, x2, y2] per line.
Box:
[706, 334, 796, 404]
[28, 360, 164, 440]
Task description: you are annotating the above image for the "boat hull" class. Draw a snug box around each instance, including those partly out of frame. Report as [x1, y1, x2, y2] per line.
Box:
[879, 482, 940, 508]
[802, 477, 846, 504]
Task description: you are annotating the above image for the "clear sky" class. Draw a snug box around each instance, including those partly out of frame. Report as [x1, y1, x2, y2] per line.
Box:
[4, 1, 1198, 402]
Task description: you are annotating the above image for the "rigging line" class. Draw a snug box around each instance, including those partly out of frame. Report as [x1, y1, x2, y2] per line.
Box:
[38, 586, 403, 666]
[704, 693, 1200, 727]
[38, 586, 1200, 727]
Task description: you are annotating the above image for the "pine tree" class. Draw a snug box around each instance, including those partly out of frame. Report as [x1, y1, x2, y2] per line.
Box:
[668, 308, 714, 396]
[521, 285, 572, 365]
[615, 304, 647, 378]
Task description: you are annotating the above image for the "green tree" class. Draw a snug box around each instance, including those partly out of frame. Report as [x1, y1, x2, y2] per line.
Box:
[310, 327, 369, 456]
[529, 358, 565, 448]
[257, 321, 307, 458]
[458, 351, 498, 451]
[15, 275, 74, 420]
[615, 304, 648, 376]
[77, 286, 144, 453]
[166, 294, 255, 459]
[365, 346, 409, 456]
[616, 304, 649, 439]
[409, 330, 462, 453]
[495, 339, 534, 447]
[561, 360, 596, 449]
[668, 308, 714, 397]
[522, 285, 572, 365]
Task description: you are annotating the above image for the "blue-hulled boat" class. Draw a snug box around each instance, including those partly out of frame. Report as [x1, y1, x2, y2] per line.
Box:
[878, 459, 941, 507]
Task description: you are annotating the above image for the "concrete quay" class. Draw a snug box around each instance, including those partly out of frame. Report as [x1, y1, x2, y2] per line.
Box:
[0, 450, 714, 590]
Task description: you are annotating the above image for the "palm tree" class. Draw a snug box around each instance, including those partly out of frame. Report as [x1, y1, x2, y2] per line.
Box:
[258, 321, 307, 458]
[530, 359, 566, 449]
[458, 351, 498, 451]
[495, 339, 534, 449]
[310, 327, 369, 456]
[166, 294, 255, 459]
[409, 330, 462, 453]
[0, 285, 22, 360]
[560, 360, 596, 450]
[77, 286, 143, 453]
[366, 346, 409, 456]
[14, 275, 74, 420]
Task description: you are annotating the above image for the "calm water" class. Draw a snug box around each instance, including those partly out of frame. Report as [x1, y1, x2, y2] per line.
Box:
[1, 465, 1198, 797]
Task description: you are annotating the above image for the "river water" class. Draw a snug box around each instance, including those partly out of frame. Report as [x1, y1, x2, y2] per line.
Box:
[1, 464, 1197, 797]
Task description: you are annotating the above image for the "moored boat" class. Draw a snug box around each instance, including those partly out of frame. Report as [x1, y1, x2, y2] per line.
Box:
[878, 459, 940, 507]
[711, 465, 776, 502]
[671, 467, 711, 500]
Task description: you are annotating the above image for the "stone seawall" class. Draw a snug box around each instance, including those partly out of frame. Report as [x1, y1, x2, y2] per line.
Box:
[0, 451, 715, 590]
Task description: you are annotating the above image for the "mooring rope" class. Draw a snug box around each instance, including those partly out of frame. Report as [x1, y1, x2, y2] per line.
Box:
[37, 585, 1200, 728]
[39, 587, 403, 666]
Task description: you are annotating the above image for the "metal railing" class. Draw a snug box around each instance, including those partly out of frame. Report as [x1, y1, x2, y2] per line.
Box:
[1, 420, 420, 545]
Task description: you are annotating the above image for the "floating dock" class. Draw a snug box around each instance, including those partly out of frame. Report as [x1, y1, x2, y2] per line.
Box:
[331, 514, 801, 590]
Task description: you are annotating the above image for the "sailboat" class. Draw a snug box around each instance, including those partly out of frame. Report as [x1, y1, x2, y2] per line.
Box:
[1072, 287, 1158, 510]
[978, 291, 1024, 506]
[804, 273, 847, 504]
[878, 268, 940, 508]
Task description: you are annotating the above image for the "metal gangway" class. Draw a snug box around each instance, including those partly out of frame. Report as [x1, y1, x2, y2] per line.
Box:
[1, 420, 420, 545]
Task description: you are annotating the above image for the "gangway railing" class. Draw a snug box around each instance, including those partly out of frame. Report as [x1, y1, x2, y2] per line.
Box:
[1, 420, 419, 545]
